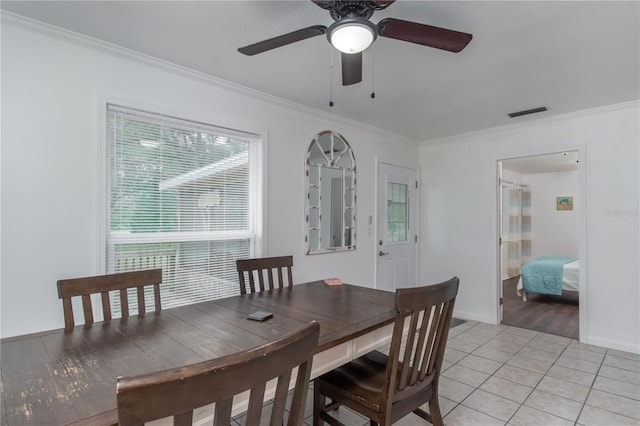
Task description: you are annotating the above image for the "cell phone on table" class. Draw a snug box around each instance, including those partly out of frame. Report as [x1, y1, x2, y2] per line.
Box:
[247, 311, 273, 321]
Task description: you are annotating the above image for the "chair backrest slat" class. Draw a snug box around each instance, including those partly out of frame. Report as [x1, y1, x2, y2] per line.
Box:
[410, 309, 430, 385]
[271, 371, 291, 424]
[137, 286, 145, 315]
[287, 267, 294, 289]
[424, 303, 446, 379]
[57, 269, 162, 331]
[61, 297, 74, 330]
[277, 268, 284, 289]
[246, 384, 267, 424]
[236, 256, 294, 295]
[81, 294, 94, 325]
[120, 289, 130, 318]
[267, 269, 275, 290]
[398, 312, 419, 390]
[116, 321, 320, 426]
[384, 277, 459, 401]
[248, 273, 257, 293]
[101, 292, 112, 321]
[214, 399, 232, 425]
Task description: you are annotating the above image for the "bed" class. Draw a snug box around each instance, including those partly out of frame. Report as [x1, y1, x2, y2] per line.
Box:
[516, 257, 579, 301]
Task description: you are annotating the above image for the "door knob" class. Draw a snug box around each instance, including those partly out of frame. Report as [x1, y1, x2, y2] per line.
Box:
[378, 251, 389, 256]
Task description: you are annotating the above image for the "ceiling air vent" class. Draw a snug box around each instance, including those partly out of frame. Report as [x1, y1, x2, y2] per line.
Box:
[508, 106, 548, 118]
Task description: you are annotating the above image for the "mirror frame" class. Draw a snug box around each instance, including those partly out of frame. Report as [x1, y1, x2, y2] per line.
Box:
[305, 131, 356, 255]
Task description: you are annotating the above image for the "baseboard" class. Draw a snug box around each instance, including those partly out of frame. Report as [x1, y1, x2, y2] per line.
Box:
[585, 335, 640, 355]
[449, 318, 468, 328]
[452, 309, 496, 325]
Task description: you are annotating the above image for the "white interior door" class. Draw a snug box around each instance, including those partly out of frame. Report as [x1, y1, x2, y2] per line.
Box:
[376, 163, 418, 292]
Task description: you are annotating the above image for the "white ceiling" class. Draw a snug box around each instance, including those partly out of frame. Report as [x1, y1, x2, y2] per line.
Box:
[2, 1, 639, 141]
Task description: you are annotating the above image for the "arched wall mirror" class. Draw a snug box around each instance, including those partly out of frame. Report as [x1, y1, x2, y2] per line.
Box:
[305, 131, 356, 254]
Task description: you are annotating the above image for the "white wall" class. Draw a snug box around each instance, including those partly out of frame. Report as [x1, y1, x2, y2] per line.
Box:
[420, 102, 639, 353]
[525, 170, 579, 259]
[0, 19, 419, 338]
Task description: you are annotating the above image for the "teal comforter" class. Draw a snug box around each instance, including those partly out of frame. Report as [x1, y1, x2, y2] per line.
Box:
[521, 257, 577, 295]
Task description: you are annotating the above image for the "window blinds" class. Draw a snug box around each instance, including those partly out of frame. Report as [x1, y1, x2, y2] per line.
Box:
[106, 104, 259, 313]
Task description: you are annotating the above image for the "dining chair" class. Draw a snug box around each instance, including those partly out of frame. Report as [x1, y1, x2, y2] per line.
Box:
[313, 277, 460, 426]
[236, 255, 294, 294]
[116, 321, 320, 426]
[57, 268, 162, 331]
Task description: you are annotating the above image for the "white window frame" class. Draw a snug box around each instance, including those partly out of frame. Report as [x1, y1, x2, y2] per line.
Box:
[97, 98, 265, 315]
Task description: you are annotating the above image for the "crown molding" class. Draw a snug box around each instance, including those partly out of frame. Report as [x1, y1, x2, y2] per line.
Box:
[421, 100, 639, 147]
[1, 11, 416, 145]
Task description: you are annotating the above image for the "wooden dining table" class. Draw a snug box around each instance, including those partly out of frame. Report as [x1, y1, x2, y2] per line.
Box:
[1, 281, 397, 425]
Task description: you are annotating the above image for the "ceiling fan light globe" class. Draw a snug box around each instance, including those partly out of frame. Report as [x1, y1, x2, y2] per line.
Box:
[329, 22, 376, 54]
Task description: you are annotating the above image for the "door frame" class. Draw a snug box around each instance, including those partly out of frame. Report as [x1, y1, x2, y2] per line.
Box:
[375, 160, 420, 291]
[495, 148, 587, 342]
[496, 167, 509, 323]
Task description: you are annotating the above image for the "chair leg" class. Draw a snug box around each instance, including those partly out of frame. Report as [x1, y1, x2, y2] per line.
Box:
[325, 400, 341, 411]
[414, 407, 434, 423]
[313, 382, 325, 426]
[427, 398, 444, 426]
[314, 383, 348, 426]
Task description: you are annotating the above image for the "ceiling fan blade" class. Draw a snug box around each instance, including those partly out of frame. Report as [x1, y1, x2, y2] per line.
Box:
[238, 25, 327, 56]
[342, 52, 362, 86]
[377, 18, 472, 53]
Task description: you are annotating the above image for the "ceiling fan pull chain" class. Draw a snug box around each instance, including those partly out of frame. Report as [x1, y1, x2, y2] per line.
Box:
[371, 45, 376, 99]
[329, 46, 335, 107]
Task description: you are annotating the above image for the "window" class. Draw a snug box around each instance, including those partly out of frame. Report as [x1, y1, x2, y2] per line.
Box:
[106, 104, 260, 313]
[387, 182, 408, 242]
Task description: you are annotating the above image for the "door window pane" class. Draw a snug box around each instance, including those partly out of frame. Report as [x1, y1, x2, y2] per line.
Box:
[387, 182, 408, 242]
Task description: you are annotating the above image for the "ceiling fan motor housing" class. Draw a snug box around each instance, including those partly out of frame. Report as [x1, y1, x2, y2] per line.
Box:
[325, 1, 383, 20]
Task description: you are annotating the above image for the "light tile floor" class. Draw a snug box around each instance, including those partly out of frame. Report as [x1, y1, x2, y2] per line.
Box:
[236, 320, 640, 426]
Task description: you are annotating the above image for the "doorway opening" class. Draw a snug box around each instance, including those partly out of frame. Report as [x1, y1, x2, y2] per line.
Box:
[497, 152, 581, 339]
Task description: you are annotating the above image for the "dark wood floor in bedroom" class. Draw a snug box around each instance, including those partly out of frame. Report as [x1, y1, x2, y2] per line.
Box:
[502, 276, 579, 339]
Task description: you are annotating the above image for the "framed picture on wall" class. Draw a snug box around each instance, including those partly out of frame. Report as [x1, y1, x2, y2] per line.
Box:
[556, 196, 573, 210]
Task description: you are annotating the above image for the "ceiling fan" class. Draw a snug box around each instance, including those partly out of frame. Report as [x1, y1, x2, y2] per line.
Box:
[238, 0, 472, 86]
